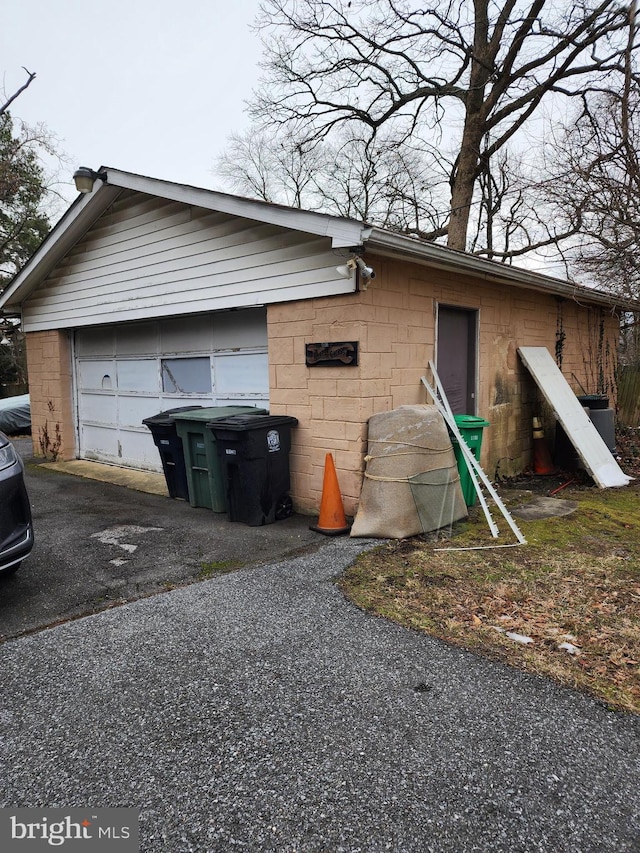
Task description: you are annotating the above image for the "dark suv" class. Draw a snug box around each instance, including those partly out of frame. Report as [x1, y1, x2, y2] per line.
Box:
[0, 432, 33, 575]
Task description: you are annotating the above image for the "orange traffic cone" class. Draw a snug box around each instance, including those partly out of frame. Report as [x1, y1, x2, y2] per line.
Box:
[310, 453, 351, 535]
[532, 417, 557, 475]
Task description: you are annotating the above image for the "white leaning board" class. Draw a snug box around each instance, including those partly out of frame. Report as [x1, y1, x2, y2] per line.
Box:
[518, 346, 631, 488]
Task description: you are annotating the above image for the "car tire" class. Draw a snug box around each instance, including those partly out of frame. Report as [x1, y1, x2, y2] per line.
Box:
[0, 562, 21, 578]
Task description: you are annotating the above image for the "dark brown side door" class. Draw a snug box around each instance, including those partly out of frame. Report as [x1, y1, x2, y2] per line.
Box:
[436, 306, 477, 414]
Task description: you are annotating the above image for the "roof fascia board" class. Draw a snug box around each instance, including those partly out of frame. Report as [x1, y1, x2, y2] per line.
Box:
[105, 169, 368, 249]
[0, 182, 122, 311]
[366, 228, 640, 313]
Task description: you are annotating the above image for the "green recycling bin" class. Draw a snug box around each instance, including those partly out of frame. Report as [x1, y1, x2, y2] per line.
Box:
[170, 407, 267, 511]
[451, 415, 490, 507]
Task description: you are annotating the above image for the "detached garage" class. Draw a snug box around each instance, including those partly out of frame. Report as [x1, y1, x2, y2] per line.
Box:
[1, 167, 634, 516]
[1, 169, 365, 503]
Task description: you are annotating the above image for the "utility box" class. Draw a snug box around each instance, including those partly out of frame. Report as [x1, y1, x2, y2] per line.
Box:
[170, 407, 267, 511]
[209, 414, 298, 526]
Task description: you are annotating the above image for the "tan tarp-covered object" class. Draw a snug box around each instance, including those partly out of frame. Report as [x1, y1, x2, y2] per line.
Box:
[351, 405, 468, 538]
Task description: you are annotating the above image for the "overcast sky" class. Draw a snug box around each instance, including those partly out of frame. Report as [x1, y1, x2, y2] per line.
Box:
[2, 0, 263, 204]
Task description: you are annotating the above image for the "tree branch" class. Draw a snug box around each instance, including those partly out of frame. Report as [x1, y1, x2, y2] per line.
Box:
[0, 68, 36, 116]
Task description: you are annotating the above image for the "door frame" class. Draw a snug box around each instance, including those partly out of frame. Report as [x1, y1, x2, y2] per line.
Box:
[435, 303, 479, 415]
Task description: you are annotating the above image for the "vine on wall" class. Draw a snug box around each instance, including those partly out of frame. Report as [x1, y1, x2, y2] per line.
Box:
[581, 308, 616, 398]
[38, 400, 62, 461]
[555, 300, 566, 368]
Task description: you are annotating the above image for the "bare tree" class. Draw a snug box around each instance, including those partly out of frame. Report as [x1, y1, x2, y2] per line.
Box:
[539, 2, 640, 298]
[215, 126, 450, 238]
[216, 130, 322, 209]
[248, 0, 632, 251]
[0, 68, 36, 117]
[469, 144, 589, 266]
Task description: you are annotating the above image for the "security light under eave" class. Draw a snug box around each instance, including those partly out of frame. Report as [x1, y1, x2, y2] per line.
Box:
[73, 166, 107, 194]
[335, 261, 355, 279]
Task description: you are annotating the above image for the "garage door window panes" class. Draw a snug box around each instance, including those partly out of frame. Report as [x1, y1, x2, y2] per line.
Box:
[161, 357, 212, 394]
[118, 359, 158, 392]
[214, 353, 269, 395]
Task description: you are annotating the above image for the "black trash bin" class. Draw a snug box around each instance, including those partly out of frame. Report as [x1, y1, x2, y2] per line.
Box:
[142, 406, 202, 500]
[208, 414, 298, 526]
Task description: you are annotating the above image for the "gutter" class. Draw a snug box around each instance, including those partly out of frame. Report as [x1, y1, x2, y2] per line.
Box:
[365, 227, 640, 313]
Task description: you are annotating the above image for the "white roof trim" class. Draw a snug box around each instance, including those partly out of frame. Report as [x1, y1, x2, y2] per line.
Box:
[0, 167, 368, 312]
[1, 166, 637, 315]
[106, 169, 369, 250]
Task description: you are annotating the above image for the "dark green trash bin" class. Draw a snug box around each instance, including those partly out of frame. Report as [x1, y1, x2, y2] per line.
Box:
[170, 407, 267, 511]
[450, 415, 490, 506]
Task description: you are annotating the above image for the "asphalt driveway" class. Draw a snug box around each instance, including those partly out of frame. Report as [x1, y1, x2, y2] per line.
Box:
[0, 438, 323, 641]
[1, 442, 639, 851]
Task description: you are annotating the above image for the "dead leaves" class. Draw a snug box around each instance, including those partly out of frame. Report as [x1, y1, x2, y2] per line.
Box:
[609, 652, 639, 667]
[342, 497, 640, 713]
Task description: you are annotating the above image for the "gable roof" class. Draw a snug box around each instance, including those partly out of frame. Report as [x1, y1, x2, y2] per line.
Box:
[0, 168, 370, 314]
[1, 166, 637, 315]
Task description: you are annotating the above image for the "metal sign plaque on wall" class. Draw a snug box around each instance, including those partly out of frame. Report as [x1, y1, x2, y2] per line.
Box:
[305, 341, 359, 367]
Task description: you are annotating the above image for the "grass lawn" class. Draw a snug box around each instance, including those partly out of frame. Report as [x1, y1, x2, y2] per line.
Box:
[338, 481, 640, 714]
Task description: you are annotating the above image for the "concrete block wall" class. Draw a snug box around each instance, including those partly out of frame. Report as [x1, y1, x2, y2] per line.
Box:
[267, 262, 433, 515]
[25, 329, 74, 460]
[268, 256, 620, 513]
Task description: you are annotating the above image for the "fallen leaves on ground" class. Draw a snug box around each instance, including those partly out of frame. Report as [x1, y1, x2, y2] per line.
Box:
[339, 483, 640, 714]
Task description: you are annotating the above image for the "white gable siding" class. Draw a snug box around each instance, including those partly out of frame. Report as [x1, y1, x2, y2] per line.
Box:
[22, 190, 356, 332]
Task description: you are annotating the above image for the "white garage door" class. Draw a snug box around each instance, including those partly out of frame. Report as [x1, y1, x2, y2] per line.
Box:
[74, 310, 269, 470]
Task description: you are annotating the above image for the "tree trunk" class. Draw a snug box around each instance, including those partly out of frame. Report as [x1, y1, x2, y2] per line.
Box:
[447, 136, 481, 251]
[447, 85, 490, 250]
[447, 0, 491, 252]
